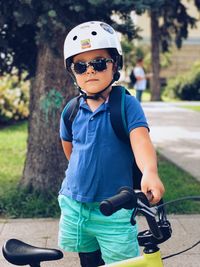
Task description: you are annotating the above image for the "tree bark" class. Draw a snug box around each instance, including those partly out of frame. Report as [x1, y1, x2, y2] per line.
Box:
[20, 32, 76, 194]
[150, 10, 161, 101]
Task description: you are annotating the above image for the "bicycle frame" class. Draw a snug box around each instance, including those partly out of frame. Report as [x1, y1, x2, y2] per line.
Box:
[101, 250, 163, 267]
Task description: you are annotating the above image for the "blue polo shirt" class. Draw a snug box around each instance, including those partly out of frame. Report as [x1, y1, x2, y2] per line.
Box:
[59, 93, 148, 202]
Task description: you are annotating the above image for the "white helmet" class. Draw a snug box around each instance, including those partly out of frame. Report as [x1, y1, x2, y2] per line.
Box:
[64, 21, 123, 71]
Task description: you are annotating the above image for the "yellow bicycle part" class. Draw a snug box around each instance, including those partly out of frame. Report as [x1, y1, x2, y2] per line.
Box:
[102, 250, 163, 267]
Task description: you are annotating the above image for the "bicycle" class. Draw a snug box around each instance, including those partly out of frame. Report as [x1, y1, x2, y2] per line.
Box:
[2, 187, 200, 267]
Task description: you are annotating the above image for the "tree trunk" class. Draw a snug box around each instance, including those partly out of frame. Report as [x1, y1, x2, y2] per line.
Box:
[20, 33, 76, 194]
[150, 10, 161, 101]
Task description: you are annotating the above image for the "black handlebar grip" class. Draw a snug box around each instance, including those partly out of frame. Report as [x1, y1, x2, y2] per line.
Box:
[100, 187, 137, 216]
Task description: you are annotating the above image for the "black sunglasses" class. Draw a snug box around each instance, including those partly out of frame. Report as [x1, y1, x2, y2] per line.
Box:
[71, 58, 114, 75]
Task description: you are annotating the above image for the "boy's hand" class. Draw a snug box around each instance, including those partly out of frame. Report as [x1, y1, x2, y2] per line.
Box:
[141, 172, 165, 204]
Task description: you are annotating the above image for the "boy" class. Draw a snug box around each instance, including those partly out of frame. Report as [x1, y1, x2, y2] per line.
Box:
[58, 21, 164, 267]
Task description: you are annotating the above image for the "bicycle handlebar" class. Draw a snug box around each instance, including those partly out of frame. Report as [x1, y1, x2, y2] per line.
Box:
[99, 186, 137, 216]
[100, 187, 163, 240]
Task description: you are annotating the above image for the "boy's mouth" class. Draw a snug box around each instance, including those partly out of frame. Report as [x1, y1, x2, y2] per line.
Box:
[86, 79, 99, 83]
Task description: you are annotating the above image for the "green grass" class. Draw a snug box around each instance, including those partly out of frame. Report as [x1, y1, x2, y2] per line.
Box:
[0, 121, 199, 217]
[158, 154, 200, 214]
[0, 122, 27, 195]
[128, 88, 151, 102]
[180, 105, 200, 112]
[128, 88, 174, 102]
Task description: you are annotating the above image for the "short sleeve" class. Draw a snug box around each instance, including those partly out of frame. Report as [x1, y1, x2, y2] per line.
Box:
[125, 94, 149, 133]
[60, 114, 72, 142]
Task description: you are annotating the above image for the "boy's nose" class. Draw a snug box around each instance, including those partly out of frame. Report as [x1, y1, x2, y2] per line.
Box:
[86, 65, 95, 74]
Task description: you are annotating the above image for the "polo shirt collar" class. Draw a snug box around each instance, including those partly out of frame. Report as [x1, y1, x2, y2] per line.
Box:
[79, 97, 109, 113]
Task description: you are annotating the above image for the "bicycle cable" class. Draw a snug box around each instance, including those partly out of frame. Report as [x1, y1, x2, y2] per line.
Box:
[162, 240, 200, 260]
[156, 196, 200, 260]
[157, 196, 200, 209]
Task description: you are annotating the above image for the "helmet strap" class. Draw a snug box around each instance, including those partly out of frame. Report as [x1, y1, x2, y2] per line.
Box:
[77, 70, 121, 101]
[78, 78, 114, 101]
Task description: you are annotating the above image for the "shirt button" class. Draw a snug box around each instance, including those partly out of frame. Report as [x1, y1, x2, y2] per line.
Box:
[90, 117, 94, 121]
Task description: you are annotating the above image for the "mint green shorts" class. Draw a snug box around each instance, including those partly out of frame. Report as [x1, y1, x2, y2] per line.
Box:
[58, 195, 139, 264]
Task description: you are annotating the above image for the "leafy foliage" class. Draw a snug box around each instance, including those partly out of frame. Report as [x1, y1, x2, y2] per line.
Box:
[1, 0, 199, 78]
[0, 0, 145, 78]
[164, 61, 200, 100]
[0, 72, 29, 123]
[122, 35, 172, 74]
[158, 0, 200, 52]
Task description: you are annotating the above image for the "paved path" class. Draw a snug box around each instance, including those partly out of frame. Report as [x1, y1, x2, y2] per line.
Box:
[0, 216, 200, 267]
[142, 102, 200, 182]
[0, 101, 200, 266]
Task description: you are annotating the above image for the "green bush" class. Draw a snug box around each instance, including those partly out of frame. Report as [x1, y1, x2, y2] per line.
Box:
[0, 73, 30, 123]
[164, 61, 200, 100]
[0, 187, 59, 218]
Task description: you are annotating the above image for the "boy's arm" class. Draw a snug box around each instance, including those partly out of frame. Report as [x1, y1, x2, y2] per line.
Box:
[61, 140, 72, 161]
[130, 127, 165, 204]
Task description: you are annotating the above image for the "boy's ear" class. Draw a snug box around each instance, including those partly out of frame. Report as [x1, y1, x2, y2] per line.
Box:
[113, 71, 120, 81]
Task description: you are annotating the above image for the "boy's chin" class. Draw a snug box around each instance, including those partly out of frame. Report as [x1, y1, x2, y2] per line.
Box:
[84, 88, 103, 95]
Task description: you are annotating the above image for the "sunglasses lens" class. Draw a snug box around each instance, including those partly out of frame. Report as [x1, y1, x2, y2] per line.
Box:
[72, 58, 112, 74]
[73, 62, 87, 74]
[92, 59, 107, 72]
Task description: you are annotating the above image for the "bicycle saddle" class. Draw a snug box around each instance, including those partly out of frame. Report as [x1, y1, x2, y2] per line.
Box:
[2, 238, 63, 266]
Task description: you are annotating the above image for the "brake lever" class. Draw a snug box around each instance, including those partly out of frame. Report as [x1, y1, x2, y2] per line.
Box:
[134, 192, 163, 239]
[130, 204, 157, 225]
[130, 190, 155, 225]
[137, 198, 157, 217]
[134, 191, 157, 218]
[157, 199, 168, 223]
